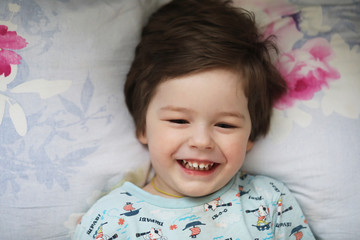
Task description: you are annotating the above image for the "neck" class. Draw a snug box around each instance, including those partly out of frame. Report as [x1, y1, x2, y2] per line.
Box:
[150, 177, 183, 198]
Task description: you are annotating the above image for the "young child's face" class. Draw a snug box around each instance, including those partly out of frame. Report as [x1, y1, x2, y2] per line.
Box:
[138, 68, 253, 197]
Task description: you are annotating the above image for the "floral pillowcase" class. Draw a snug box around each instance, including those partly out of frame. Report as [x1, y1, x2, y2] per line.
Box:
[238, 0, 360, 239]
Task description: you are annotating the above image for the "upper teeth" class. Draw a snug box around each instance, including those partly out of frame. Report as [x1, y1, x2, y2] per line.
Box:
[181, 160, 214, 170]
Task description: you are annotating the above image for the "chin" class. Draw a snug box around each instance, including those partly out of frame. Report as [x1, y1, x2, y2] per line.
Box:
[180, 186, 219, 198]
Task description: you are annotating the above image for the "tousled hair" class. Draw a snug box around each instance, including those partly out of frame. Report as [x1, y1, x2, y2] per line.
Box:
[125, 0, 287, 141]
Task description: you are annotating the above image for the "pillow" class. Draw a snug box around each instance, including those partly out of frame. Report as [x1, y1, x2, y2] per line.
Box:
[235, 0, 360, 239]
[0, 0, 169, 239]
[0, 0, 358, 239]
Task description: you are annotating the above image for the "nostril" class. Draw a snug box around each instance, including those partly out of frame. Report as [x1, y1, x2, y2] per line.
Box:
[188, 137, 214, 150]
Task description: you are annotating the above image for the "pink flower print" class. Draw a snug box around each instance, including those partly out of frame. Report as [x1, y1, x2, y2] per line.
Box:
[276, 38, 340, 108]
[0, 25, 28, 77]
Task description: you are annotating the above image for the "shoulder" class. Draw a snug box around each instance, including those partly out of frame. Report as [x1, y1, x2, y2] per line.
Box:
[235, 171, 288, 200]
[237, 171, 286, 188]
[75, 183, 139, 236]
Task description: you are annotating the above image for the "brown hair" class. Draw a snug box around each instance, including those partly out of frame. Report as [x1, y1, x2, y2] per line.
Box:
[125, 0, 287, 141]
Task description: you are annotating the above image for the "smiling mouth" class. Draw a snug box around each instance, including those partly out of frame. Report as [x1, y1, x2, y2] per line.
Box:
[178, 160, 217, 171]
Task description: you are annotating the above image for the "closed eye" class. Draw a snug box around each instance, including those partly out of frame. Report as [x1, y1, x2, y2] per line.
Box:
[169, 119, 189, 124]
[215, 123, 237, 129]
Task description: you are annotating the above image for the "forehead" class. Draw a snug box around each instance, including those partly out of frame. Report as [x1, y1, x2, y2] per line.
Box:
[149, 68, 248, 110]
[158, 68, 244, 93]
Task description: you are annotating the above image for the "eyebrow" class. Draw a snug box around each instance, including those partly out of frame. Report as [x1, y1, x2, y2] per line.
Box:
[217, 111, 245, 120]
[159, 106, 245, 119]
[158, 106, 193, 113]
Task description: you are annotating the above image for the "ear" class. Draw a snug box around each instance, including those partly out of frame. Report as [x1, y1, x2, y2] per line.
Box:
[246, 141, 254, 152]
[137, 131, 148, 145]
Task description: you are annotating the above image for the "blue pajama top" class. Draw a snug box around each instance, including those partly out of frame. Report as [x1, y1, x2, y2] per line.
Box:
[73, 171, 315, 240]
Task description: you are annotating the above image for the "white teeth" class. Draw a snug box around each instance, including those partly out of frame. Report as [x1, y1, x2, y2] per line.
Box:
[180, 160, 215, 171]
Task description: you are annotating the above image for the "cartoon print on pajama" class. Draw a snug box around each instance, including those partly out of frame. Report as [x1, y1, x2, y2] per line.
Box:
[120, 202, 141, 217]
[246, 205, 271, 231]
[182, 221, 206, 238]
[136, 228, 168, 240]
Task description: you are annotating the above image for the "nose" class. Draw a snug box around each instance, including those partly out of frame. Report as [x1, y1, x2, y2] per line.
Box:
[188, 125, 214, 150]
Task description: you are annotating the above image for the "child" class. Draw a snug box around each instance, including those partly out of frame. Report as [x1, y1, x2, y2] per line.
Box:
[73, 0, 315, 239]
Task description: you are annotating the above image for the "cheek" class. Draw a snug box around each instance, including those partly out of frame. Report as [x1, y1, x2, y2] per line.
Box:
[147, 131, 179, 160]
[221, 137, 248, 160]
[149, 126, 183, 146]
